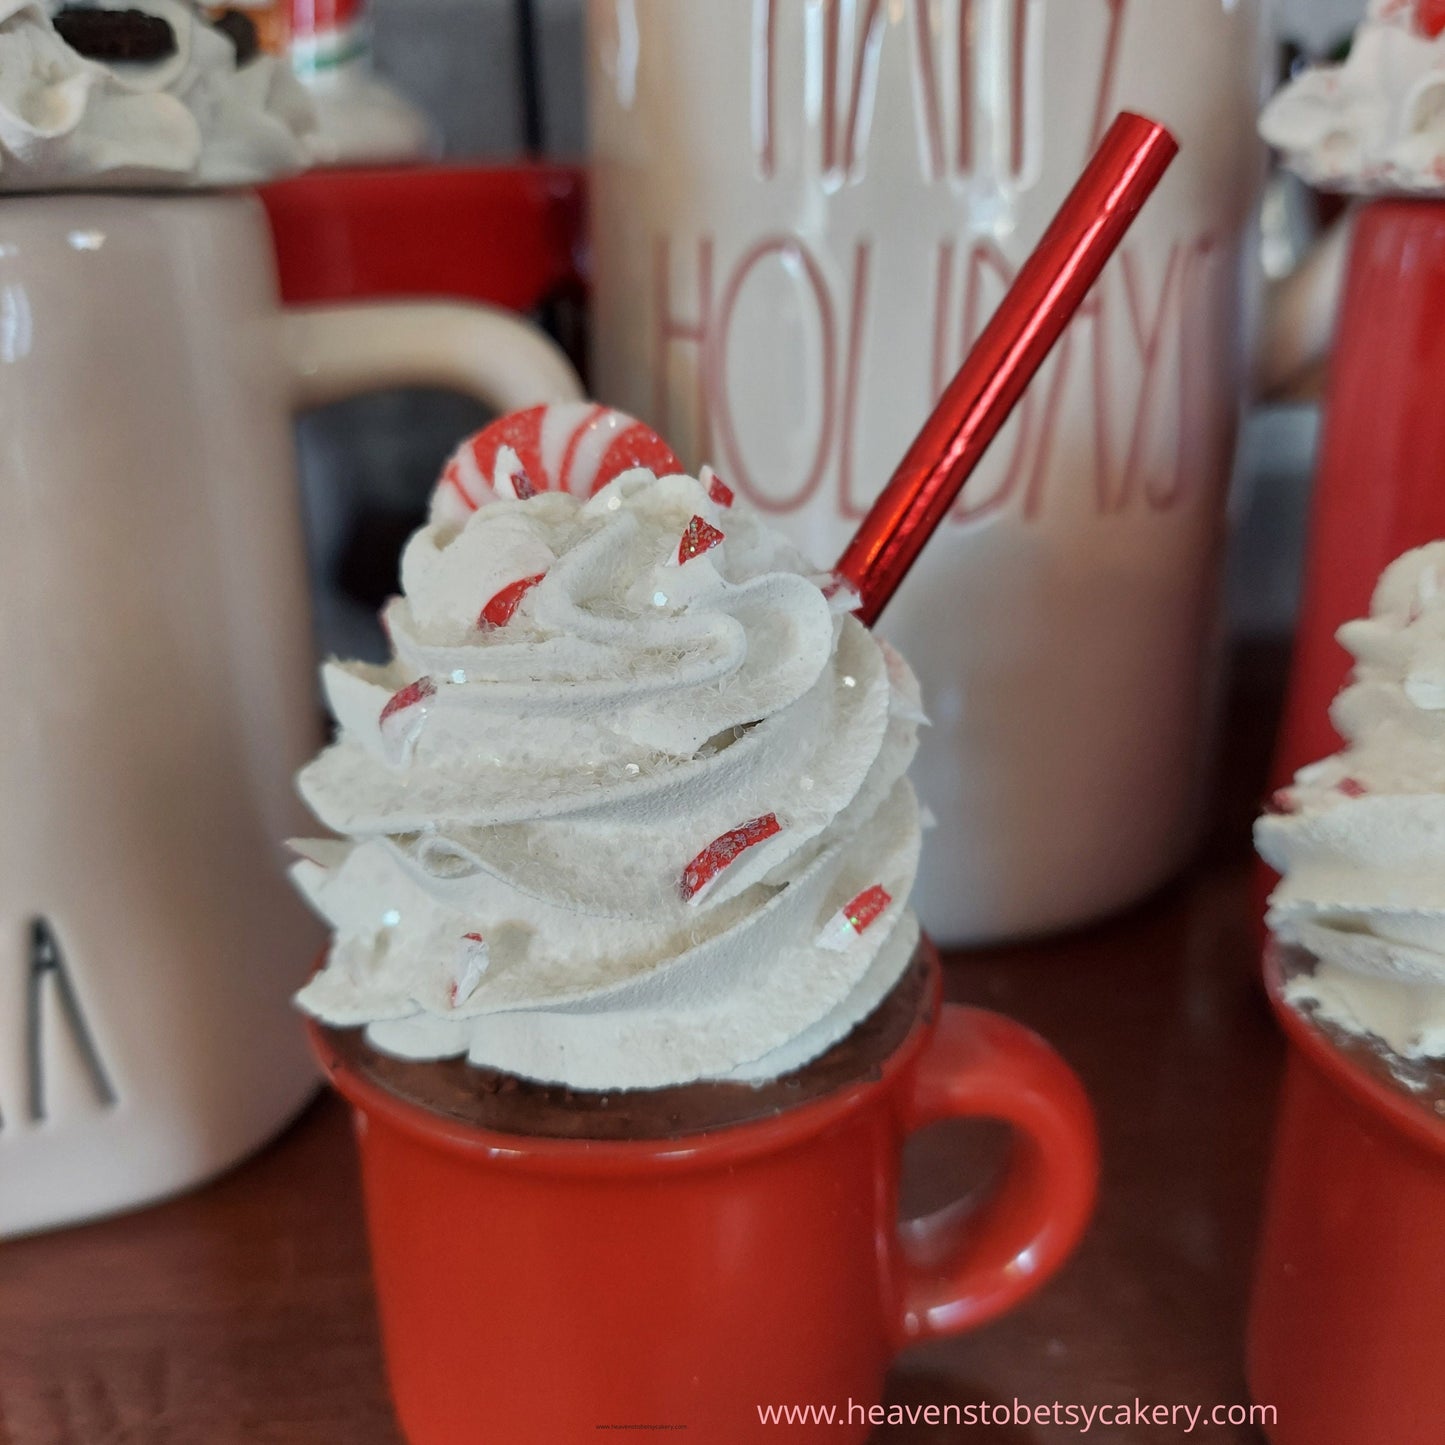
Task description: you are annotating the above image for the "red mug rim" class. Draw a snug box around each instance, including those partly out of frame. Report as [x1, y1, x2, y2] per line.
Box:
[306, 940, 942, 1176]
[1263, 940, 1445, 1159]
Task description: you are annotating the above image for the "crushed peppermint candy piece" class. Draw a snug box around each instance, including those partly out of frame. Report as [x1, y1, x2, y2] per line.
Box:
[680, 813, 781, 902]
[478, 572, 546, 629]
[450, 932, 491, 1006]
[486, 443, 538, 500]
[1416, 0, 1445, 39]
[504, 466, 537, 500]
[702, 467, 735, 507]
[820, 574, 861, 615]
[379, 677, 437, 765]
[676, 515, 726, 565]
[1337, 777, 1368, 798]
[816, 885, 893, 951]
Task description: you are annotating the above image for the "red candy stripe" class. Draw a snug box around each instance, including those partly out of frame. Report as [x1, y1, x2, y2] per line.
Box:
[706, 471, 735, 507]
[677, 515, 725, 564]
[680, 813, 782, 902]
[478, 573, 546, 629]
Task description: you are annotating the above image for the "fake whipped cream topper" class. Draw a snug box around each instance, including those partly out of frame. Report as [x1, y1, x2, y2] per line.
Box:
[292, 403, 926, 1090]
[1262, 0, 1445, 193]
[0, 0, 315, 189]
[1258, 542, 1445, 1061]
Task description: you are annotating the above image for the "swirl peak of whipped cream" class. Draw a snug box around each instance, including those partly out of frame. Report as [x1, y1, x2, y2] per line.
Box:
[1261, 0, 1445, 194]
[0, 0, 315, 191]
[1257, 542, 1445, 1058]
[293, 458, 924, 1090]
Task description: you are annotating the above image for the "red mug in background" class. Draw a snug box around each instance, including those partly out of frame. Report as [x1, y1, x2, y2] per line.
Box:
[1248, 944, 1445, 1445]
[1272, 199, 1445, 785]
[311, 945, 1097, 1445]
[259, 162, 585, 312]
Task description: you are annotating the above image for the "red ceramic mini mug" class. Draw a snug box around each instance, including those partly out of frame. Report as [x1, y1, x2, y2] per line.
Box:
[310, 945, 1097, 1444]
[1248, 943, 1445, 1445]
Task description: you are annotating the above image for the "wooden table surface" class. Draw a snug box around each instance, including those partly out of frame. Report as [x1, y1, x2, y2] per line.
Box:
[0, 658, 1288, 1445]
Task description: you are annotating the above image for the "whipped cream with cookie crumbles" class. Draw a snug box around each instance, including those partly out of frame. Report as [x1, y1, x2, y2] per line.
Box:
[0, 0, 314, 190]
[1261, 0, 1445, 194]
[1257, 543, 1445, 1060]
[292, 456, 925, 1090]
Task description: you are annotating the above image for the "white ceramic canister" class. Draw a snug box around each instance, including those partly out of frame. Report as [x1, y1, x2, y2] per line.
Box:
[587, 0, 1266, 944]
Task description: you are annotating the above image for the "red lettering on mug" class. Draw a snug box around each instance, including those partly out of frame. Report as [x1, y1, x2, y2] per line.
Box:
[750, 0, 1130, 185]
[711, 235, 836, 514]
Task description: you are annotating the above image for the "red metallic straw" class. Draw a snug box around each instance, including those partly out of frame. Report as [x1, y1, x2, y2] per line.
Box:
[836, 112, 1178, 627]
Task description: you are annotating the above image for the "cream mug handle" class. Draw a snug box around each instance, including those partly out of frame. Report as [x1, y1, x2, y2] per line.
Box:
[1255, 210, 1354, 402]
[278, 299, 585, 413]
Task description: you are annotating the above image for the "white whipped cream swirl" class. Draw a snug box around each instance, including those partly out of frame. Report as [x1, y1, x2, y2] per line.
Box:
[0, 0, 314, 190]
[1257, 542, 1445, 1059]
[293, 467, 924, 1090]
[1261, 0, 1445, 194]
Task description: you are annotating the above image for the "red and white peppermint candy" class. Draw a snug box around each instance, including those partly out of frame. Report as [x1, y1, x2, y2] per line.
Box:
[675, 515, 725, 565]
[437, 403, 683, 515]
[816, 885, 892, 951]
[680, 813, 782, 903]
[378, 677, 436, 765]
[478, 572, 546, 630]
[450, 932, 491, 1007]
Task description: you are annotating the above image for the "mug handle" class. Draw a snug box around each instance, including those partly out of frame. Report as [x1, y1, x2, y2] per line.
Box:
[278, 300, 584, 413]
[1255, 209, 1353, 401]
[887, 1005, 1098, 1346]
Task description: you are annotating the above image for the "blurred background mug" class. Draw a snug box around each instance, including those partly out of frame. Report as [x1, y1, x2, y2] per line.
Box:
[0, 188, 580, 1236]
[1271, 198, 1445, 784]
[587, 0, 1266, 945]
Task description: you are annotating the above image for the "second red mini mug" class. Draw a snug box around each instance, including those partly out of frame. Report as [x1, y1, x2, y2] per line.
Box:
[1249, 944, 1445, 1445]
[311, 944, 1098, 1444]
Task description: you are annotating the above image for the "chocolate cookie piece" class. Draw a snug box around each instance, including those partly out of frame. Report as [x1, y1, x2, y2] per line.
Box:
[209, 8, 259, 65]
[53, 5, 177, 62]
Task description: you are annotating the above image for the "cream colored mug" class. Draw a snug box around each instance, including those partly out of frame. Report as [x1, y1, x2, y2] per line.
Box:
[588, 0, 1267, 945]
[0, 189, 582, 1236]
